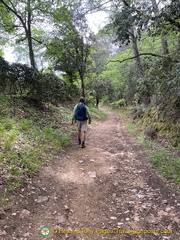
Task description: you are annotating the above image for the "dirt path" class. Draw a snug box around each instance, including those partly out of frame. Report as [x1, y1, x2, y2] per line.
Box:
[1, 110, 179, 240]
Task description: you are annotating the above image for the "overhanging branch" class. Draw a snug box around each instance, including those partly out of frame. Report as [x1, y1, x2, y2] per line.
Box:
[107, 53, 163, 64]
[0, 0, 26, 29]
[122, 0, 130, 7]
[32, 37, 43, 44]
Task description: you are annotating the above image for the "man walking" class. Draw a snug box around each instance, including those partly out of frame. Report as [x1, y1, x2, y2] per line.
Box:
[72, 97, 91, 148]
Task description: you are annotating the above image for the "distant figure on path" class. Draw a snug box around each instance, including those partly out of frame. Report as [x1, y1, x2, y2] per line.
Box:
[71, 97, 91, 148]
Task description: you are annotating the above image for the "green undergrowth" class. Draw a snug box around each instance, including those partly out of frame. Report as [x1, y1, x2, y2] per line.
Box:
[0, 95, 73, 197]
[116, 106, 180, 184]
[0, 95, 107, 206]
[137, 136, 180, 184]
[136, 106, 180, 148]
[90, 106, 108, 121]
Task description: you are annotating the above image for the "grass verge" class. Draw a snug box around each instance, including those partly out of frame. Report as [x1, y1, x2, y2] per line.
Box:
[0, 95, 73, 206]
[115, 106, 180, 184]
[90, 106, 108, 121]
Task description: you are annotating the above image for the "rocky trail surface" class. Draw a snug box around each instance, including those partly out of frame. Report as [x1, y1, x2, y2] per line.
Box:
[0, 110, 179, 240]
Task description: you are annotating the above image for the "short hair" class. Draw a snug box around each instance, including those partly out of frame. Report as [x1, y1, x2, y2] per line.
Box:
[79, 97, 85, 103]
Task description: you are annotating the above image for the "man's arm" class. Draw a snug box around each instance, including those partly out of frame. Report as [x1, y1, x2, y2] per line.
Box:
[86, 106, 91, 124]
[71, 105, 77, 124]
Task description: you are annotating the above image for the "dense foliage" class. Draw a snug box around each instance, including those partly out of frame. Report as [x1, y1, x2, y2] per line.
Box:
[0, 56, 68, 103]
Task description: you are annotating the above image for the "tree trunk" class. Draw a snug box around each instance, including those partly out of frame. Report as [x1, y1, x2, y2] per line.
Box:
[151, 0, 169, 55]
[96, 96, 99, 108]
[161, 37, 169, 55]
[26, 28, 36, 68]
[79, 72, 85, 97]
[27, 0, 36, 68]
[1, 0, 36, 69]
[130, 27, 144, 77]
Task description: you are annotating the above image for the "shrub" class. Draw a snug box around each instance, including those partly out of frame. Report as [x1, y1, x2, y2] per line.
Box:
[0, 56, 68, 104]
[110, 98, 126, 108]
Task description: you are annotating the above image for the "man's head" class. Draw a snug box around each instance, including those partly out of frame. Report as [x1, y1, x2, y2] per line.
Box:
[79, 97, 85, 103]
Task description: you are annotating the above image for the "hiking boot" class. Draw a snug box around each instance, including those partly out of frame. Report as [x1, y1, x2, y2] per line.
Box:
[78, 138, 81, 145]
[81, 141, 86, 148]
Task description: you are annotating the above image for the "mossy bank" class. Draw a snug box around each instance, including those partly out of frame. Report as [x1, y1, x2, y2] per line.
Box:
[116, 105, 180, 184]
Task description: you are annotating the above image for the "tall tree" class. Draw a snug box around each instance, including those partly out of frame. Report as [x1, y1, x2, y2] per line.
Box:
[0, 0, 55, 68]
[111, 1, 144, 76]
[151, 0, 169, 55]
[46, 2, 95, 97]
[46, 29, 93, 97]
[91, 77, 115, 107]
[91, 32, 116, 75]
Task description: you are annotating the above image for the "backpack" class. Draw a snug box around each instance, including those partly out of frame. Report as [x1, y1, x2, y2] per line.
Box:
[74, 104, 88, 121]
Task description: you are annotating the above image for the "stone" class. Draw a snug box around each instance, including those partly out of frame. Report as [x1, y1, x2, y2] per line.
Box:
[0, 230, 7, 236]
[64, 205, 69, 210]
[117, 222, 123, 226]
[134, 216, 140, 221]
[35, 196, 49, 203]
[89, 159, 95, 162]
[23, 232, 30, 237]
[136, 193, 145, 199]
[19, 209, 30, 219]
[88, 171, 96, 178]
[57, 215, 66, 223]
